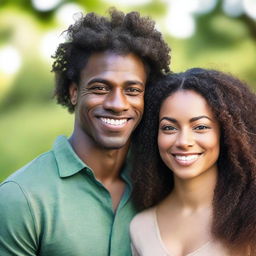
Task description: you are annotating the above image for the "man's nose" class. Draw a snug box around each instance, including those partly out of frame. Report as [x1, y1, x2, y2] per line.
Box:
[103, 89, 129, 113]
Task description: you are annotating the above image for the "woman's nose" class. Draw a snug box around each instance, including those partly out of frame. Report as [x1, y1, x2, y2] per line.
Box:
[175, 129, 194, 149]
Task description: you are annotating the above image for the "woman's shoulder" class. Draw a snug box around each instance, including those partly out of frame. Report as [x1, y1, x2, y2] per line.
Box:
[130, 206, 167, 255]
[130, 207, 156, 234]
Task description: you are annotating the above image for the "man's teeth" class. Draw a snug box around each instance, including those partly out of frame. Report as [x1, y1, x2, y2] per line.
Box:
[101, 118, 127, 126]
[175, 155, 199, 161]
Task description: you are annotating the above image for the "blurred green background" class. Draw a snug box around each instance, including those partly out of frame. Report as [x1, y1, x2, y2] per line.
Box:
[1, 0, 256, 181]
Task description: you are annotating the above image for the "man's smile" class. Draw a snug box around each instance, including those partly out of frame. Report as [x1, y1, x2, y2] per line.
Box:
[100, 117, 129, 126]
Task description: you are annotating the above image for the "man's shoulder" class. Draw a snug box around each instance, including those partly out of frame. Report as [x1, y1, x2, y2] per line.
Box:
[0, 148, 63, 219]
[2, 149, 57, 190]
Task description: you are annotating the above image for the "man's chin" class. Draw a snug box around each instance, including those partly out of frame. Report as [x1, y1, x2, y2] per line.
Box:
[99, 137, 131, 150]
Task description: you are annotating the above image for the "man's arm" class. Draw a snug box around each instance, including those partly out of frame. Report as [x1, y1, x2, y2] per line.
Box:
[0, 181, 38, 256]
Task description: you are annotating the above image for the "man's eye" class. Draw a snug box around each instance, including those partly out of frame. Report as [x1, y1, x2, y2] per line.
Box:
[89, 85, 108, 93]
[93, 86, 106, 90]
[126, 87, 143, 95]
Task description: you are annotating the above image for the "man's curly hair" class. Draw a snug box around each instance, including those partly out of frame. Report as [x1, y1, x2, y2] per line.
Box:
[131, 68, 256, 253]
[51, 8, 171, 112]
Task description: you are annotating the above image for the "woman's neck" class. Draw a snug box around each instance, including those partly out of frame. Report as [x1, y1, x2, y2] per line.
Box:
[169, 168, 217, 212]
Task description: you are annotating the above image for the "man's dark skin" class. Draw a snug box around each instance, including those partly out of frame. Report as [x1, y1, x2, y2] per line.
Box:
[0, 9, 171, 255]
[68, 51, 147, 210]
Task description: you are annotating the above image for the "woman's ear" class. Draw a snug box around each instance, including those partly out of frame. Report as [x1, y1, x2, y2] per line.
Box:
[69, 83, 78, 105]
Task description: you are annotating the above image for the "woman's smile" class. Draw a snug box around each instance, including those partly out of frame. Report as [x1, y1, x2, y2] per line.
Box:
[171, 152, 203, 166]
[158, 90, 220, 180]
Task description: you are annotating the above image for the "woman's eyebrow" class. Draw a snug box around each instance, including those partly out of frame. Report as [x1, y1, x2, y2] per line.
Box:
[159, 116, 213, 123]
[189, 116, 213, 122]
[159, 117, 177, 123]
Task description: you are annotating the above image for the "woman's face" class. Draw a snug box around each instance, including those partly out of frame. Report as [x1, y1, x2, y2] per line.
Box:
[158, 89, 220, 180]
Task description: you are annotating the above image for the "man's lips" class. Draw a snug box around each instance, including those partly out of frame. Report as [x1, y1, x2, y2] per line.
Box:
[95, 115, 133, 129]
[100, 117, 129, 126]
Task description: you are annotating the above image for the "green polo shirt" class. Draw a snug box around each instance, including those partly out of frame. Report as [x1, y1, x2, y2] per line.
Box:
[0, 136, 137, 256]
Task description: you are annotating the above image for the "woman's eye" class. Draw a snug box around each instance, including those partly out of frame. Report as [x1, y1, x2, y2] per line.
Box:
[194, 125, 210, 130]
[161, 125, 177, 131]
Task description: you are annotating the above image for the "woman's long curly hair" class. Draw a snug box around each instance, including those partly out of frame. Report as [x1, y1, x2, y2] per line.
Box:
[131, 68, 256, 253]
[51, 8, 171, 112]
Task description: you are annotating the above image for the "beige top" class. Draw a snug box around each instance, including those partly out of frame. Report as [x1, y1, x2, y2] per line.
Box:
[130, 207, 231, 256]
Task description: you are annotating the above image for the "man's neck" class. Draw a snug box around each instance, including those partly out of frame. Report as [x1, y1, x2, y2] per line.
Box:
[69, 129, 130, 211]
[68, 131, 129, 184]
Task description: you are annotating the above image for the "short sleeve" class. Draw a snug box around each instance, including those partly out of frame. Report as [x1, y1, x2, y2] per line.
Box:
[0, 181, 38, 256]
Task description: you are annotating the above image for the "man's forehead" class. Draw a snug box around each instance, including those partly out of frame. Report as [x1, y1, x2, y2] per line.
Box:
[80, 51, 147, 82]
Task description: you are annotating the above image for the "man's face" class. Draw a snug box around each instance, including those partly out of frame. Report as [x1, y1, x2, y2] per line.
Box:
[70, 52, 147, 150]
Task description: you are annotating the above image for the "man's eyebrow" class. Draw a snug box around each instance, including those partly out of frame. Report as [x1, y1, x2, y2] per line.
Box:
[87, 78, 145, 86]
[87, 78, 110, 86]
[159, 116, 213, 123]
[126, 80, 145, 86]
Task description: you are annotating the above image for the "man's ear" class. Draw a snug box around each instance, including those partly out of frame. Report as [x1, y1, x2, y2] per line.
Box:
[69, 83, 78, 105]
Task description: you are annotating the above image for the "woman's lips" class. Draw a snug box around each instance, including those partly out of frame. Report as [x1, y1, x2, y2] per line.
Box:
[172, 153, 203, 166]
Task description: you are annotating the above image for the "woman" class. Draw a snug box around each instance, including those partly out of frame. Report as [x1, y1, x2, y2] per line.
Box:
[130, 68, 256, 256]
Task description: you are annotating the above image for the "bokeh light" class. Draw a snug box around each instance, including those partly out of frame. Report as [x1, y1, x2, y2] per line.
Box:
[165, 10, 195, 38]
[164, 0, 196, 38]
[191, 0, 217, 14]
[163, 0, 217, 38]
[0, 46, 21, 75]
[243, 0, 256, 20]
[222, 0, 244, 17]
[31, 0, 63, 12]
[103, 0, 152, 6]
[40, 30, 65, 61]
[56, 3, 85, 27]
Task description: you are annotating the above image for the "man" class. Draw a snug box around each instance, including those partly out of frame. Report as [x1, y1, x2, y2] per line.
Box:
[0, 9, 170, 256]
